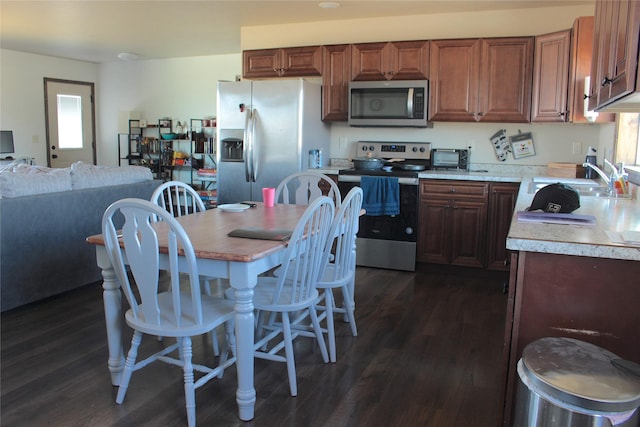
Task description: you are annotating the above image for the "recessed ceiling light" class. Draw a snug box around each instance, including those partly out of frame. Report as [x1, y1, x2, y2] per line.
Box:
[117, 52, 140, 61]
[319, 2, 340, 9]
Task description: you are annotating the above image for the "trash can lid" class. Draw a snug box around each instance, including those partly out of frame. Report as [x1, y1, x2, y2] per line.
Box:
[522, 337, 640, 413]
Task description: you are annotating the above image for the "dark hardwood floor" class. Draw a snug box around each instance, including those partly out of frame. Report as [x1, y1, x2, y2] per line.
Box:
[1, 263, 508, 427]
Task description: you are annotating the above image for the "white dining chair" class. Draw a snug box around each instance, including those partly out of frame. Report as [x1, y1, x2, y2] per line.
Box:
[102, 198, 236, 427]
[151, 180, 206, 217]
[226, 196, 335, 396]
[273, 187, 363, 363]
[275, 171, 341, 208]
[315, 186, 362, 362]
[151, 180, 223, 354]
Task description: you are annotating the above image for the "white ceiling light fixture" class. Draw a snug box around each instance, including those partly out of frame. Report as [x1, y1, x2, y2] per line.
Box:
[318, 2, 340, 9]
[117, 52, 140, 61]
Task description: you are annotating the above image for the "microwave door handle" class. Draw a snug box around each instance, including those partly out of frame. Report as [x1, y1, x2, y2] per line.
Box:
[244, 110, 252, 182]
[406, 88, 414, 118]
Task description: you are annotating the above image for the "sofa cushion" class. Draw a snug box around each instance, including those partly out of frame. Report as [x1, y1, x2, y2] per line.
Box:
[0, 164, 72, 198]
[70, 161, 152, 190]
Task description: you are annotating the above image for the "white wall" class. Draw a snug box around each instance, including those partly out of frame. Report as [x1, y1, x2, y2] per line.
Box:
[0, 49, 99, 165]
[98, 54, 241, 165]
[329, 121, 615, 167]
[241, 5, 595, 48]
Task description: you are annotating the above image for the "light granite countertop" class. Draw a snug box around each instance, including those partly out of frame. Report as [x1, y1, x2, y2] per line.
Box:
[322, 164, 640, 261]
[507, 178, 640, 261]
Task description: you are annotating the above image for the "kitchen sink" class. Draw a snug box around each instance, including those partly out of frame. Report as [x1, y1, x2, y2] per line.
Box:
[528, 178, 631, 199]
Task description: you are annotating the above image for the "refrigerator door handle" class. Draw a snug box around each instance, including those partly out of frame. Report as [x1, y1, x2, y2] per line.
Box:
[250, 108, 257, 182]
[243, 109, 252, 182]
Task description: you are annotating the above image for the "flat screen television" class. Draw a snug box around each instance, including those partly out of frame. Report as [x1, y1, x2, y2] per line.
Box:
[1, 130, 15, 154]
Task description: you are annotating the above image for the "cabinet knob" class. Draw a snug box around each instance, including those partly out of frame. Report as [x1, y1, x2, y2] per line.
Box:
[450, 188, 456, 193]
[601, 76, 613, 86]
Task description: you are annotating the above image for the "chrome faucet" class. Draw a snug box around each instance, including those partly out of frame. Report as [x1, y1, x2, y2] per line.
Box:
[582, 162, 610, 185]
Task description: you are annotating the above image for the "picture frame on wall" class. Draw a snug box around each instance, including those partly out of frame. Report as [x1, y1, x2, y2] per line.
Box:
[510, 132, 536, 159]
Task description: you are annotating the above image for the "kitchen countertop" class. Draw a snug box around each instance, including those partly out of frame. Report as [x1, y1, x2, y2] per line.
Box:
[320, 165, 640, 261]
[506, 178, 640, 261]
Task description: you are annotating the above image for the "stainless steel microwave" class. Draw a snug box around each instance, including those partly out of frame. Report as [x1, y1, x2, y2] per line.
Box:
[348, 80, 430, 127]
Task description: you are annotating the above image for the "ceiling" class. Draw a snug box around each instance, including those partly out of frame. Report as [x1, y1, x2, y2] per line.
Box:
[1, 1, 594, 64]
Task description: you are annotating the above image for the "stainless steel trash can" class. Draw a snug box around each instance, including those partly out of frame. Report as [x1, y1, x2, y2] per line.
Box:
[514, 337, 640, 427]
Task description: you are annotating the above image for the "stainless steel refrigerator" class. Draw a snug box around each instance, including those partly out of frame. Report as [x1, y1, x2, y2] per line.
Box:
[216, 79, 330, 204]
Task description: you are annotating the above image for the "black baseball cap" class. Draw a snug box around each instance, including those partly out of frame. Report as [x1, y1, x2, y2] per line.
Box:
[527, 183, 580, 213]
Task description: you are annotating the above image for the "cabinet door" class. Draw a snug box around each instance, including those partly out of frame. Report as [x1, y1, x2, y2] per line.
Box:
[243, 46, 322, 78]
[417, 197, 450, 264]
[450, 199, 487, 267]
[531, 30, 571, 122]
[243, 48, 281, 78]
[486, 183, 519, 270]
[429, 39, 481, 122]
[418, 180, 488, 266]
[322, 44, 351, 121]
[589, 0, 613, 110]
[351, 42, 390, 81]
[352, 41, 429, 81]
[280, 46, 323, 77]
[479, 37, 533, 123]
[569, 16, 615, 123]
[608, 0, 640, 102]
[590, 0, 640, 109]
[389, 40, 429, 80]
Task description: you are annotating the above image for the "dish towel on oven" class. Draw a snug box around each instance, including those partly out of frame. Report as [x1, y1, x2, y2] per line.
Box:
[361, 176, 400, 216]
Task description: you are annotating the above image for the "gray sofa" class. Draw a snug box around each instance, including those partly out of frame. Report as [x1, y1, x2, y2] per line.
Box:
[0, 162, 162, 311]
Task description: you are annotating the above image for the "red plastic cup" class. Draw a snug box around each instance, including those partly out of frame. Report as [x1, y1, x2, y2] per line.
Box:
[262, 187, 275, 208]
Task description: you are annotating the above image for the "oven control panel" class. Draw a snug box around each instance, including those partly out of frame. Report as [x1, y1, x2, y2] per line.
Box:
[356, 141, 431, 160]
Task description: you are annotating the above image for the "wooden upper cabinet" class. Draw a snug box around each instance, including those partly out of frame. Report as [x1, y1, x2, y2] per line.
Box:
[429, 39, 481, 122]
[351, 40, 429, 81]
[589, 0, 640, 110]
[479, 37, 533, 123]
[429, 37, 533, 123]
[531, 30, 571, 122]
[568, 17, 615, 123]
[322, 44, 351, 121]
[243, 46, 323, 79]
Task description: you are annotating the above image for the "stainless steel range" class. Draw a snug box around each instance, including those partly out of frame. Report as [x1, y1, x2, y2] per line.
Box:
[338, 141, 431, 271]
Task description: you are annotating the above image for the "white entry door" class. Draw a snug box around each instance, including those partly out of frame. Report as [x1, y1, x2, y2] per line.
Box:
[45, 79, 96, 168]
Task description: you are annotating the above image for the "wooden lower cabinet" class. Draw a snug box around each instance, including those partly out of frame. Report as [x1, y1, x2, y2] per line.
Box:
[418, 180, 488, 267]
[501, 251, 640, 426]
[418, 180, 518, 269]
[486, 182, 519, 270]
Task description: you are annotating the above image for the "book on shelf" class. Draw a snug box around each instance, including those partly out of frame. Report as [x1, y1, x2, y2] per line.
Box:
[197, 168, 217, 177]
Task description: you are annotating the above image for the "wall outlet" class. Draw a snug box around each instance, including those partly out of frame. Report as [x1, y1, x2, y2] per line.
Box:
[32, 135, 39, 144]
[572, 141, 582, 155]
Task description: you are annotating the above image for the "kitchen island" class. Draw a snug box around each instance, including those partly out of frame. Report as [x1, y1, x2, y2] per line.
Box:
[502, 178, 640, 426]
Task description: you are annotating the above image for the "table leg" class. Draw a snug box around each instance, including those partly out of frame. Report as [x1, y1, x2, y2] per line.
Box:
[229, 264, 256, 421]
[96, 246, 125, 386]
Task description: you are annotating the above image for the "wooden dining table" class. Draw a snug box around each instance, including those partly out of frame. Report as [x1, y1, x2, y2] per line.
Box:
[86, 202, 309, 421]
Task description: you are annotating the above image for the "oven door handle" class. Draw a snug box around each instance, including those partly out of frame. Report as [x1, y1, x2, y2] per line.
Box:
[338, 175, 419, 186]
